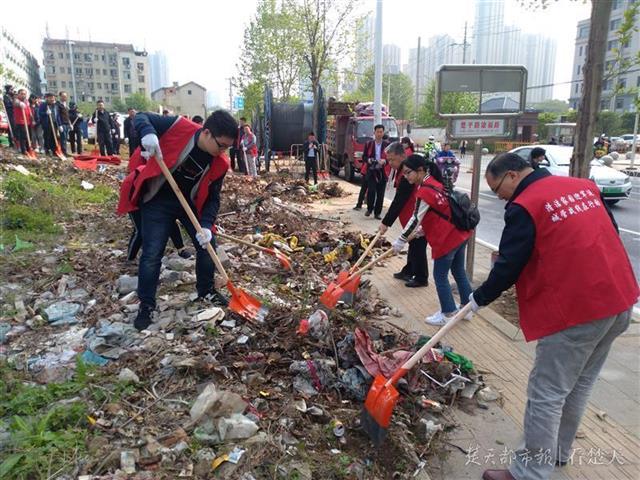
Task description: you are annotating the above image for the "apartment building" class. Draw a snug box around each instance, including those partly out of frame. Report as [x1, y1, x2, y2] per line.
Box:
[1, 27, 41, 95]
[42, 38, 151, 108]
[151, 81, 206, 118]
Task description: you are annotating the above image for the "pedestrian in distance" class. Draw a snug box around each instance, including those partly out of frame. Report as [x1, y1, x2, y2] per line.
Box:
[379, 143, 428, 287]
[30, 95, 45, 153]
[363, 123, 390, 219]
[117, 109, 237, 331]
[529, 146, 546, 170]
[3, 85, 17, 149]
[123, 108, 138, 157]
[302, 131, 320, 185]
[56, 91, 71, 155]
[192, 115, 204, 125]
[459, 139, 467, 158]
[111, 113, 122, 155]
[435, 142, 460, 192]
[468, 152, 638, 480]
[241, 124, 258, 177]
[91, 100, 116, 156]
[392, 154, 473, 324]
[68, 102, 84, 154]
[38, 93, 61, 157]
[12, 89, 34, 155]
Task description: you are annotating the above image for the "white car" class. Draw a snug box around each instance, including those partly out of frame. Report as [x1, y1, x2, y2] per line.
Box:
[620, 134, 637, 149]
[510, 144, 632, 205]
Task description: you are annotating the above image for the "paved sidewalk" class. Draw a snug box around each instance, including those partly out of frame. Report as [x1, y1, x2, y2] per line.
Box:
[306, 177, 640, 480]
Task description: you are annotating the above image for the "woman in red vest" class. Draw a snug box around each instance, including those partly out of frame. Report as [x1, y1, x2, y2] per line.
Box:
[468, 153, 638, 480]
[392, 154, 473, 324]
[117, 110, 236, 331]
[13, 88, 34, 155]
[379, 142, 428, 287]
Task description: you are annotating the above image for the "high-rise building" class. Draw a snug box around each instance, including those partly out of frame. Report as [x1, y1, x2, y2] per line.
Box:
[42, 38, 151, 108]
[383, 44, 401, 74]
[406, 46, 428, 98]
[569, 0, 640, 112]
[149, 51, 170, 93]
[354, 12, 375, 88]
[472, 0, 506, 65]
[423, 35, 466, 85]
[518, 35, 556, 104]
[1, 27, 41, 95]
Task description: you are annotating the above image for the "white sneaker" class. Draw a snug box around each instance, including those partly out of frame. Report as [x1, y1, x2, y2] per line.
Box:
[425, 311, 449, 326]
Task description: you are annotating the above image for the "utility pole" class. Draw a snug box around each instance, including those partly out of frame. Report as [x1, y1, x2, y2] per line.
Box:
[67, 40, 77, 101]
[226, 78, 233, 111]
[462, 22, 468, 64]
[373, 0, 383, 125]
[414, 36, 421, 123]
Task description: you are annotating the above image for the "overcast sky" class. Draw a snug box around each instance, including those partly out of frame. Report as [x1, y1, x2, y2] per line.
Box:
[4, 0, 591, 104]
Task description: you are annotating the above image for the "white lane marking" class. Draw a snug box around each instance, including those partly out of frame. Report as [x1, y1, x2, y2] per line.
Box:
[619, 227, 640, 236]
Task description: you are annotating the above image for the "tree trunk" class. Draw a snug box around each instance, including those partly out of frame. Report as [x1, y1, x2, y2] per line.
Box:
[570, 1, 612, 178]
[311, 80, 320, 135]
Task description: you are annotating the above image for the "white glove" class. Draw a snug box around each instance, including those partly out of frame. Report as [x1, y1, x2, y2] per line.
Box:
[111, 129, 116, 134]
[124, 138, 129, 144]
[141, 133, 162, 160]
[392, 238, 407, 253]
[195, 228, 212, 248]
[468, 293, 480, 312]
[59, 126, 64, 133]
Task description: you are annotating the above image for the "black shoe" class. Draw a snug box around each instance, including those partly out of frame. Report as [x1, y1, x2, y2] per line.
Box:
[405, 279, 428, 288]
[393, 272, 412, 281]
[177, 248, 193, 259]
[364, 210, 372, 217]
[199, 289, 229, 307]
[134, 304, 155, 331]
[353, 205, 362, 211]
[374, 215, 382, 220]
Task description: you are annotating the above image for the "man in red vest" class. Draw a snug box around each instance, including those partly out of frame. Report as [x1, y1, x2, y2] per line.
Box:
[362, 124, 390, 219]
[12, 88, 34, 155]
[378, 142, 428, 287]
[468, 153, 638, 480]
[117, 110, 237, 331]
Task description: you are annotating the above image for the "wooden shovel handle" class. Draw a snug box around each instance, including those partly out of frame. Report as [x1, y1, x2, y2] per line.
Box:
[47, 110, 61, 148]
[338, 247, 395, 289]
[350, 230, 382, 273]
[153, 154, 229, 283]
[386, 303, 472, 386]
[217, 232, 281, 256]
[21, 109, 33, 144]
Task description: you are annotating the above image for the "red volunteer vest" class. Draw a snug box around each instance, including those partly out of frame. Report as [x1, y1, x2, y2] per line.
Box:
[513, 175, 638, 341]
[363, 140, 389, 176]
[117, 117, 229, 217]
[14, 101, 32, 125]
[416, 175, 471, 259]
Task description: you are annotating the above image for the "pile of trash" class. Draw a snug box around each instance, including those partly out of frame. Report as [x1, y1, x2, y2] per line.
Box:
[0, 153, 496, 479]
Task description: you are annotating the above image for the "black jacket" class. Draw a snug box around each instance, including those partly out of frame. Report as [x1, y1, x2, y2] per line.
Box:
[302, 140, 319, 159]
[473, 169, 618, 306]
[124, 116, 139, 150]
[381, 175, 413, 227]
[69, 108, 83, 130]
[56, 101, 70, 124]
[91, 109, 115, 133]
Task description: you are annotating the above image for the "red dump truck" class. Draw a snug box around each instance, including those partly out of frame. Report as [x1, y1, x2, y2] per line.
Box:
[326, 101, 399, 181]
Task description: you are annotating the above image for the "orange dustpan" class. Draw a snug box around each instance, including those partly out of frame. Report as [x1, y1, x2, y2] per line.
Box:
[47, 109, 66, 160]
[361, 304, 472, 446]
[319, 248, 395, 309]
[21, 110, 37, 159]
[339, 231, 383, 304]
[217, 232, 292, 270]
[154, 155, 269, 323]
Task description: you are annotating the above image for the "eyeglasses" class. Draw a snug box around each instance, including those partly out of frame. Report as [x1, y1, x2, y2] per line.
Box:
[213, 136, 231, 151]
[491, 172, 509, 194]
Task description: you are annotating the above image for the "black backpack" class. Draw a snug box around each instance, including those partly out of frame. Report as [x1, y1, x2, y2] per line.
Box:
[426, 185, 480, 231]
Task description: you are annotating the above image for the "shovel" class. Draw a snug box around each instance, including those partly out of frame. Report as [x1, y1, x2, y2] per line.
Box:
[361, 303, 472, 446]
[47, 108, 66, 160]
[217, 232, 292, 270]
[337, 231, 383, 304]
[153, 154, 268, 323]
[90, 110, 100, 156]
[21, 109, 37, 159]
[319, 247, 395, 309]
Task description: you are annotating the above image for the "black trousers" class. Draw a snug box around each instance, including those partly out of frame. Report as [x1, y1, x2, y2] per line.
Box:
[70, 127, 83, 154]
[127, 210, 186, 261]
[15, 123, 31, 153]
[400, 236, 429, 283]
[366, 169, 387, 215]
[98, 130, 114, 156]
[356, 177, 367, 207]
[304, 156, 318, 184]
[43, 124, 57, 154]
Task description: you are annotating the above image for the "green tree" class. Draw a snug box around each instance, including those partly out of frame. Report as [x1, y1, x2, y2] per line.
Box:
[529, 99, 570, 112]
[537, 112, 558, 140]
[345, 66, 414, 120]
[296, 0, 360, 132]
[112, 93, 159, 113]
[595, 111, 621, 137]
[239, 81, 265, 119]
[416, 80, 477, 127]
[237, 0, 305, 103]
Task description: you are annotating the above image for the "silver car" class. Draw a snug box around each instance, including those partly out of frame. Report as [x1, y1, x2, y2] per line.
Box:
[510, 144, 632, 205]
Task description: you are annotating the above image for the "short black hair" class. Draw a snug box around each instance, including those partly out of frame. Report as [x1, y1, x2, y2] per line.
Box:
[204, 110, 238, 140]
[308, 131, 315, 136]
[374, 124, 384, 131]
[240, 116, 247, 122]
[385, 141, 405, 156]
[192, 115, 204, 124]
[162, 109, 169, 114]
[486, 152, 530, 178]
[127, 107, 135, 112]
[403, 153, 427, 171]
[96, 99, 104, 103]
[531, 147, 546, 158]
[45, 92, 55, 98]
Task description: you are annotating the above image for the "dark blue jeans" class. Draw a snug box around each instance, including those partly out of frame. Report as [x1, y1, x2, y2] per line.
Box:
[433, 241, 473, 314]
[138, 194, 215, 308]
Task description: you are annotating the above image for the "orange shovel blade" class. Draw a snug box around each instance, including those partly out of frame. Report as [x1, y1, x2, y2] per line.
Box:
[226, 281, 268, 323]
[363, 374, 400, 429]
[55, 146, 66, 160]
[319, 281, 345, 309]
[27, 149, 37, 159]
[342, 274, 361, 295]
[272, 249, 292, 270]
